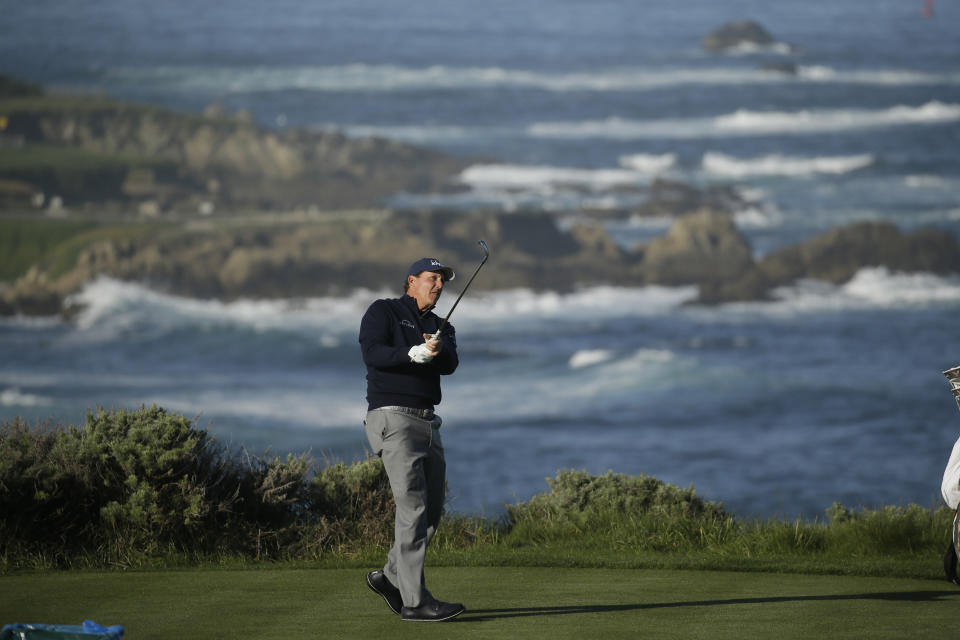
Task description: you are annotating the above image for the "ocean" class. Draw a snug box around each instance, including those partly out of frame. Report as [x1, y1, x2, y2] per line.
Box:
[2, 0, 960, 519]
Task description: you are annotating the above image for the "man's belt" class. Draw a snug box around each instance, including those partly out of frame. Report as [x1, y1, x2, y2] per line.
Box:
[378, 405, 435, 419]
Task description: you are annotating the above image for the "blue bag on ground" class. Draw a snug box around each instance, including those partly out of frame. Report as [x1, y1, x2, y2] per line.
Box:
[0, 620, 124, 640]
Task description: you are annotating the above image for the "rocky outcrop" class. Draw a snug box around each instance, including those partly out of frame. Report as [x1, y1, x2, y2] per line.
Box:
[3, 211, 957, 316]
[703, 20, 778, 52]
[0, 266, 64, 316]
[0, 81, 470, 213]
[0, 210, 632, 314]
[699, 221, 960, 303]
[641, 210, 754, 286]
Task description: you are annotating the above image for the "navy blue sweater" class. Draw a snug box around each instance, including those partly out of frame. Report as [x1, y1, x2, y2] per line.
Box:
[359, 294, 458, 411]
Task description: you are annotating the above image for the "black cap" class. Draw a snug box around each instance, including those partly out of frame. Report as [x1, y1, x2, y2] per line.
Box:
[407, 257, 455, 281]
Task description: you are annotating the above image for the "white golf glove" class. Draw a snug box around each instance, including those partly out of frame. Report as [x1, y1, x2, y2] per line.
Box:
[408, 343, 435, 363]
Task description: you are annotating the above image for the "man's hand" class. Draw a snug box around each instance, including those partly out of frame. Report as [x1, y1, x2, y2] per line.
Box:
[423, 333, 442, 356]
[408, 334, 442, 364]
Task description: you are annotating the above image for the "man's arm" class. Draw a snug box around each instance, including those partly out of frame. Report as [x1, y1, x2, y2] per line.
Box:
[359, 301, 410, 369]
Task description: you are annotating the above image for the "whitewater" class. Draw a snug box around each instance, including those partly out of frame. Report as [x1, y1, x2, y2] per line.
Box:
[93, 63, 960, 94]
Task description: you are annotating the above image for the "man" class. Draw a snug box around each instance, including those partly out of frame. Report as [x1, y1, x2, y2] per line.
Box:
[359, 257, 466, 622]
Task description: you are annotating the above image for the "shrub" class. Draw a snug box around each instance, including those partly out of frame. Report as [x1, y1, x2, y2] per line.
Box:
[0, 406, 244, 564]
[822, 502, 954, 556]
[0, 407, 397, 567]
[1, 410, 953, 571]
[504, 469, 733, 551]
[0, 417, 68, 556]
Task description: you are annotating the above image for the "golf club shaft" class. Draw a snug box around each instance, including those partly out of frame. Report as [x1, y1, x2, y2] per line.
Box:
[433, 240, 489, 338]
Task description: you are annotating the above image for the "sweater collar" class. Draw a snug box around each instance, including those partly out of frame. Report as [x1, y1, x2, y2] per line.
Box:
[403, 293, 434, 317]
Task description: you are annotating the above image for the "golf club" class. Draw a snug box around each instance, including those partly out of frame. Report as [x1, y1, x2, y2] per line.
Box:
[433, 239, 489, 339]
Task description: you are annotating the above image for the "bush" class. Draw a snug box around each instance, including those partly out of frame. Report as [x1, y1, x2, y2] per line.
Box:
[504, 469, 734, 551]
[0, 407, 396, 568]
[0, 410, 953, 572]
[306, 457, 394, 549]
[822, 502, 954, 556]
[0, 407, 241, 565]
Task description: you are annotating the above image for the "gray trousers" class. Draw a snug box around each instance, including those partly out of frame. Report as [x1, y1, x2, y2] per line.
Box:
[364, 407, 446, 608]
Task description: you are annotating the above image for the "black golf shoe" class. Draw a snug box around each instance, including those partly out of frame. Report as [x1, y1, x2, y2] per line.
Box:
[401, 599, 466, 622]
[365, 570, 403, 615]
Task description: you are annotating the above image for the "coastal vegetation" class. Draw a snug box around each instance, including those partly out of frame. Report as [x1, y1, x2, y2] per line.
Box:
[1, 406, 952, 580]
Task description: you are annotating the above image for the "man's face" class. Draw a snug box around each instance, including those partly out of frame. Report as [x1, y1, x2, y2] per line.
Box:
[408, 270, 445, 310]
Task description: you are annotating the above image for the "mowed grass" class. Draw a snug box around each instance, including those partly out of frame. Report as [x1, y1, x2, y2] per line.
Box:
[1, 566, 956, 639]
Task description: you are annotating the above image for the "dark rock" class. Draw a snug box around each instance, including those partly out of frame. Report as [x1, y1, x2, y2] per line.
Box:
[0, 266, 64, 315]
[703, 20, 777, 51]
[700, 221, 960, 304]
[697, 268, 775, 305]
[642, 210, 754, 286]
[759, 221, 960, 284]
[760, 61, 798, 75]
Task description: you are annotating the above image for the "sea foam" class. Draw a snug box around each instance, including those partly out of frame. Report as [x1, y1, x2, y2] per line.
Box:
[458, 164, 646, 190]
[714, 101, 960, 134]
[702, 152, 875, 177]
[756, 268, 960, 314]
[618, 153, 678, 174]
[62, 278, 702, 344]
[60, 269, 960, 348]
[66, 277, 381, 341]
[100, 63, 960, 95]
[0, 387, 52, 407]
[527, 101, 960, 140]
[456, 158, 674, 192]
[398, 161, 671, 212]
[569, 349, 613, 369]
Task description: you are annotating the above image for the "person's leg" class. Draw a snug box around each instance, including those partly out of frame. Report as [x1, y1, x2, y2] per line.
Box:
[365, 409, 435, 608]
[423, 414, 446, 541]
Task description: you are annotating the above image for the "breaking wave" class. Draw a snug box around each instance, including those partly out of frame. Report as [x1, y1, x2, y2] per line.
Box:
[395, 160, 677, 211]
[0, 387, 52, 408]
[456, 160, 675, 191]
[702, 152, 875, 177]
[527, 101, 960, 140]
[54, 267, 960, 353]
[97, 63, 960, 94]
[729, 268, 960, 315]
[618, 153, 678, 173]
[65, 277, 379, 344]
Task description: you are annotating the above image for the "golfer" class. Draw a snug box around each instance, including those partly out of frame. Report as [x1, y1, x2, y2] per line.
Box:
[360, 257, 466, 622]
